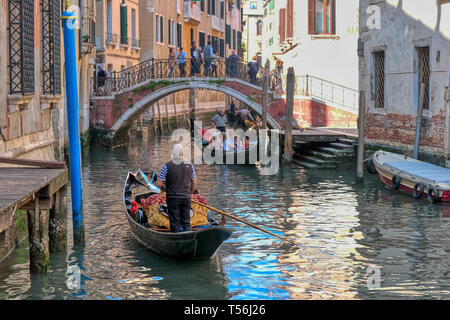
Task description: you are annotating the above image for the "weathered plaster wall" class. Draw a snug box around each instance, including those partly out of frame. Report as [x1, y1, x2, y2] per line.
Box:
[359, 0, 450, 157]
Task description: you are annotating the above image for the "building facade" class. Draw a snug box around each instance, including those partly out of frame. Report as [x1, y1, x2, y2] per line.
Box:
[96, 0, 141, 75]
[242, 0, 264, 63]
[260, 0, 359, 91]
[359, 0, 450, 161]
[0, 0, 67, 161]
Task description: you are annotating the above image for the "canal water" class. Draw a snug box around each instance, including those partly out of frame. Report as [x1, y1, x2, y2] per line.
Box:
[1, 119, 449, 300]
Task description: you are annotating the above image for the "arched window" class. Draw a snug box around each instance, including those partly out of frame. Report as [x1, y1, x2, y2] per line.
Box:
[256, 20, 263, 36]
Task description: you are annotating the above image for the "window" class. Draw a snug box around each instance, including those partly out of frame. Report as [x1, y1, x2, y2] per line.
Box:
[201, 0, 205, 12]
[131, 9, 137, 44]
[156, 15, 160, 42]
[199, 31, 205, 49]
[373, 51, 385, 109]
[120, 2, 128, 45]
[168, 19, 172, 46]
[8, 0, 35, 95]
[417, 47, 430, 110]
[308, 0, 336, 35]
[256, 20, 263, 36]
[160, 16, 164, 43]
[219, 38, 225, 57]
[220, 1, 224, 19]
[177, 23, 182, 48]
[42, 0, 61, 95]
[226, 24, 231, 45]
[232, 29, 236, 50]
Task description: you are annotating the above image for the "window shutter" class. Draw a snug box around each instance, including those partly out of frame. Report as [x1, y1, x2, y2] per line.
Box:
[287, 0, 294, 39]
[120, 3, 128, 45]
[279, 8, 286, 43]
[308, 0, 315, 35]
[330, 0, 336, 35]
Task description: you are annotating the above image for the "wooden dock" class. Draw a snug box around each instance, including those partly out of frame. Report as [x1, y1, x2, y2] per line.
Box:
[0, 166, 68, 272]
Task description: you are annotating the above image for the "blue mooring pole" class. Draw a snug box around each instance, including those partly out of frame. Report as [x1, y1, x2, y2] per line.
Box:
[62, 10, 84, 244]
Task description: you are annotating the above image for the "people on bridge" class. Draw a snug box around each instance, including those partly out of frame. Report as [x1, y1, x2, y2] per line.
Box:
[177, 47, 187, 77]
[211, 110, 227, 135]
[248, 56, 259, 84]
[97, 66, 107, 94]
[190, 41, 201, 76]
[155, 144, 197, 233]
[203, 41, 214, 77]
[168, 48, 176, 78]
[211, 49, 219, 78]
[227, 51, 240, 78]
[274, 57, 284, 93]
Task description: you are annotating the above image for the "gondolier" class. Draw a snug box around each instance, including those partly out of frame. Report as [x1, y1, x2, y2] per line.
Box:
[211, 110, 227, 134]
[155, 144, 197, 232]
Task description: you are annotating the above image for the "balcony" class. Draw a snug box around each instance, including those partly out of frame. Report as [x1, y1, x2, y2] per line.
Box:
[211, 15, 225, 33]
[105, 32, 118, 46]
[131, 38, 141, 49]
[184, 0, 201, 25]
[81, 18, 95, 46]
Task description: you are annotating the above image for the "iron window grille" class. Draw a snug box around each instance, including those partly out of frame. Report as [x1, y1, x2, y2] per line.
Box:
[41, 0, 61, 95]
[374, 50, 385, 109]
[8, 0, 35, 95]
[417, 47, 430, 110]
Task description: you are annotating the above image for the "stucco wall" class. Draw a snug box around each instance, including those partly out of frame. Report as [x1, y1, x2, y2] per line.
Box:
[359, 0, 450, 156]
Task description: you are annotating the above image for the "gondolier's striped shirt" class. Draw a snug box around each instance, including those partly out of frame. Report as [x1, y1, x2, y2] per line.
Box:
[157, 161, 196, 181]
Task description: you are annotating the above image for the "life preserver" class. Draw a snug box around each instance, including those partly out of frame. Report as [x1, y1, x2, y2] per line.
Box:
[366, 158, 378, 174]
[427, 187, 440, 204]
[412, 183, 424, 199]
[391, 174, 401, 190]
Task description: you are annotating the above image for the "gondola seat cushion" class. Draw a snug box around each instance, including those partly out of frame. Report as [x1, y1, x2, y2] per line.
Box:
[141, 194, 210, 228]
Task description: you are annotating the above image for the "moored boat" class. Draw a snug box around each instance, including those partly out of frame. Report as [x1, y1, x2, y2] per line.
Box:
[368, 150, 450, 203]
[123, 171, 232, 260]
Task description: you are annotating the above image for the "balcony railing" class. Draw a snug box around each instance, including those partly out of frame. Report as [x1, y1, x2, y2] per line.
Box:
[184, 0, 201, 24]
[105, 32, 118, 46]
[131, 38, 141, 48]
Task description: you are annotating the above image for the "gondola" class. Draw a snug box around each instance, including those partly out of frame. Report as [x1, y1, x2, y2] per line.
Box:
[123, 171, 232, 260]
[195, 129, 260, 165]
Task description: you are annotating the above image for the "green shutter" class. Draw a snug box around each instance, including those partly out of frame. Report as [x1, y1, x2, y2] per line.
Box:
[120, 2, 128, 45]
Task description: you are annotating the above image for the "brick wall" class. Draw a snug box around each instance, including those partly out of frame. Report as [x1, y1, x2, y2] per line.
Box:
[365, 110, 446, 153]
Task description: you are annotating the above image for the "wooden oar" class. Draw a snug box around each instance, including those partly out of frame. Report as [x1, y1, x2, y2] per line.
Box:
[191, 199, 288, 242]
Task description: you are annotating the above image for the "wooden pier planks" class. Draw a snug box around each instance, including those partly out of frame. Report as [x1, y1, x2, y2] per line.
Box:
[0, 168, 68, 214]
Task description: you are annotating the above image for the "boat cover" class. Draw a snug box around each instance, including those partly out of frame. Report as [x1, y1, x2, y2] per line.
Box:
[385, 161, 450, 184]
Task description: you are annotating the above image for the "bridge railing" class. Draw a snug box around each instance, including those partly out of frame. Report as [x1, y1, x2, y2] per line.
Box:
[91, 58, 269, 96]
[274, 74, 359, 112]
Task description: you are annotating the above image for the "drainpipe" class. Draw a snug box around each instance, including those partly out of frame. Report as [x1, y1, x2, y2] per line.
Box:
[413, 83, 425, 159]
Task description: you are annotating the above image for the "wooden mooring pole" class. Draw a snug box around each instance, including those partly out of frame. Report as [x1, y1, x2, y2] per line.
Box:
[357, 91, 366, 180]
[283, 67, 295, 163]
[157, 101, 163, 134]
[151, 104, 157, 135]
[262, 60, 270, 129]
[164, 97, 171, 131]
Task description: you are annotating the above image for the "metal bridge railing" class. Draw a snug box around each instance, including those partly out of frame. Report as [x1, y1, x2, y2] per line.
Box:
[275, 74, 359, 112]
[91, 58, 270, 96]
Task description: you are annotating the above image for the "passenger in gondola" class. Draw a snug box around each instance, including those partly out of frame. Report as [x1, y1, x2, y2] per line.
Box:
[233, 136, 242, 152]
[236, 108, 255, 128]
[244, 136, 250, 150]
[155, 144, 197, 233]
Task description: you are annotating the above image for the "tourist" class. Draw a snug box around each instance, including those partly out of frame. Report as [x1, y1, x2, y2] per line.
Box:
[97, 66, 107, 93]
[227, 51, 239, 78]
[203, 41, 213, 77]
[237, 108, 255, 126]
[211, 109, 227, 135]
[190, 41, 200, 76]
[248, 56, 259, 84]
[168, 48, 176, 78]
[211, 49, 219, 77]
[155, 144, 197, 233]
[177, 47, 187, 77]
